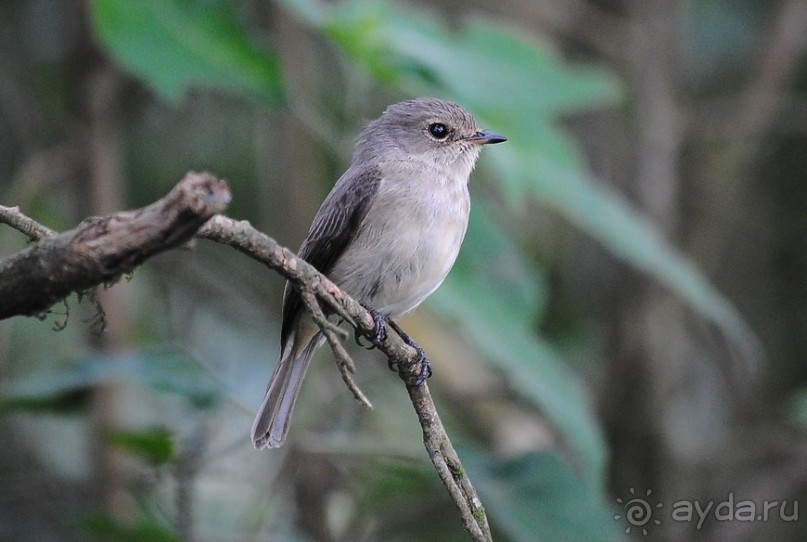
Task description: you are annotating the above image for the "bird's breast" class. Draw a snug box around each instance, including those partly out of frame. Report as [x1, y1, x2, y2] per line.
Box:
[330, 174, 470, 317]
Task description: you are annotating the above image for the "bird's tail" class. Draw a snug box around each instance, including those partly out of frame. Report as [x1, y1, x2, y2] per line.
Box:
[251, 337, 319, 449]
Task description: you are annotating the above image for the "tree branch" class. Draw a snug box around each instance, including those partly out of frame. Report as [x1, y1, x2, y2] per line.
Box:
[0, 171, 231, 320]
[0, 181, 492, 541]
[300, 285, 373, 409]
[0, 204, 57, 241]
[198, 215, 492, 541]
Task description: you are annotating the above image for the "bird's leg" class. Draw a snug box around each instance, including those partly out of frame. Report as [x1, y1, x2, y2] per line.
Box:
[355, 305, 388, 349]
[386, 319, 432, 386]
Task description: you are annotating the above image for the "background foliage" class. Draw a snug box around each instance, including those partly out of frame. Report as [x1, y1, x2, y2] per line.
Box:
[1, 0, 806, 540]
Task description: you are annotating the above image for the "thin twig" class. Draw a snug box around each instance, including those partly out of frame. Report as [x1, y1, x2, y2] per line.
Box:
[300, 286, 372, 409]
[0, 204, 57, 241]
[407, 381, 490, 539]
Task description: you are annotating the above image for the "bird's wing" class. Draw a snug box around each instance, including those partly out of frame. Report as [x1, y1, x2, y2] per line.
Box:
[280, 165, 383, 348]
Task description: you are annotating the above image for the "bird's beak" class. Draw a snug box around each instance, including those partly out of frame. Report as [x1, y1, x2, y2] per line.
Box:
[467, 130, 507, 145]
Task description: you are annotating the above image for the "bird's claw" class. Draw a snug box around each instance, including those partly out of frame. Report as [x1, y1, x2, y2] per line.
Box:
[386, 319, 432, 386]
[354, 311, 432, 385]
[387, 339, 431, 386]
[355, 305, 388, 349]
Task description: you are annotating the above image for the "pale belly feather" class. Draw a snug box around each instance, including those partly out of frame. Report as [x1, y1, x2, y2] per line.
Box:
[330, 175, 470, 317]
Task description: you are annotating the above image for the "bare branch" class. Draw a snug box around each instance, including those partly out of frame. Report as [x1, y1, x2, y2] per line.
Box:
[197, 214, 492, 541]
[300, 286, 372, 409]
[0, 171, 231, 319]
[406, 381, 491, 539]
[0, 204, 57, 241]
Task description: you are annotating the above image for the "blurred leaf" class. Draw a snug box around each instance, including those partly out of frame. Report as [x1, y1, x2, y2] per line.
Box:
[81, 515, 179, 542]
[452, 203, 549, 324]
[358, 462, 435, 507]
[0, 346, 221, 410]
[353, 462, 474, 541]
[432, 205, 605, 490]
[0, 388, 88, 414]
[464, 449, 622, 542]
[488, 140, 760, 359]
[325, 2, 619, 116]
[283, 0, 759, 358]
[787, 388, 807, 428]
[282, 0, 619, 112]
[107, 427, 175, 466]
[683, 1, 762, 83]
[90, 0, 282, 103]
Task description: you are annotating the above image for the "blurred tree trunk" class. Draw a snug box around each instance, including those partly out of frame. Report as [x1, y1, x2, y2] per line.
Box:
[85, 66, 133, 522]
[601, 0, 685, 503]
[74, 0, 135, 523]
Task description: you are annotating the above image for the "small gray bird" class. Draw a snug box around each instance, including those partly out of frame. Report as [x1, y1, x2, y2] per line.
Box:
[251, 97, 506, 449]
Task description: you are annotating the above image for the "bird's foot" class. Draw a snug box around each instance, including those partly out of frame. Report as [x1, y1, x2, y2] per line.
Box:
[355, 305, 388, 349]
[387, 319, 432, 386]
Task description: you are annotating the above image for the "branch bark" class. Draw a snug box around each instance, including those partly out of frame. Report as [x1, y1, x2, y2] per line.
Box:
[0, 171, 231, 320]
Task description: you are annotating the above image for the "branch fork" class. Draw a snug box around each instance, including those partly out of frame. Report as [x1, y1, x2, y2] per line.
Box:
[0, 172, 492, 542]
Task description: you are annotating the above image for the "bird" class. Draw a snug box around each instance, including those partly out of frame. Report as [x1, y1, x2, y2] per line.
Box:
[251, 97, 507, 449]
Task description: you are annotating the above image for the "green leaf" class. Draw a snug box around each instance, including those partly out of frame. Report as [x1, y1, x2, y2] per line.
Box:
[90, 0, 282, 103]
[107, 427, 175, 466]
[0, 389, 87, 414]
[284, 0, 620, 117]
[464, 450, 622, 542]
[432, 206, 606, 490]
[81, 515, 179, 542]
[0, 346, 221, 410]
[451, 204, 549, 325]
[488, 141, 761, 359]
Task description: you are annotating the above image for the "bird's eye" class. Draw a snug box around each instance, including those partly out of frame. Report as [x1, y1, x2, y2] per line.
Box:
[428, 123, 449, 140]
